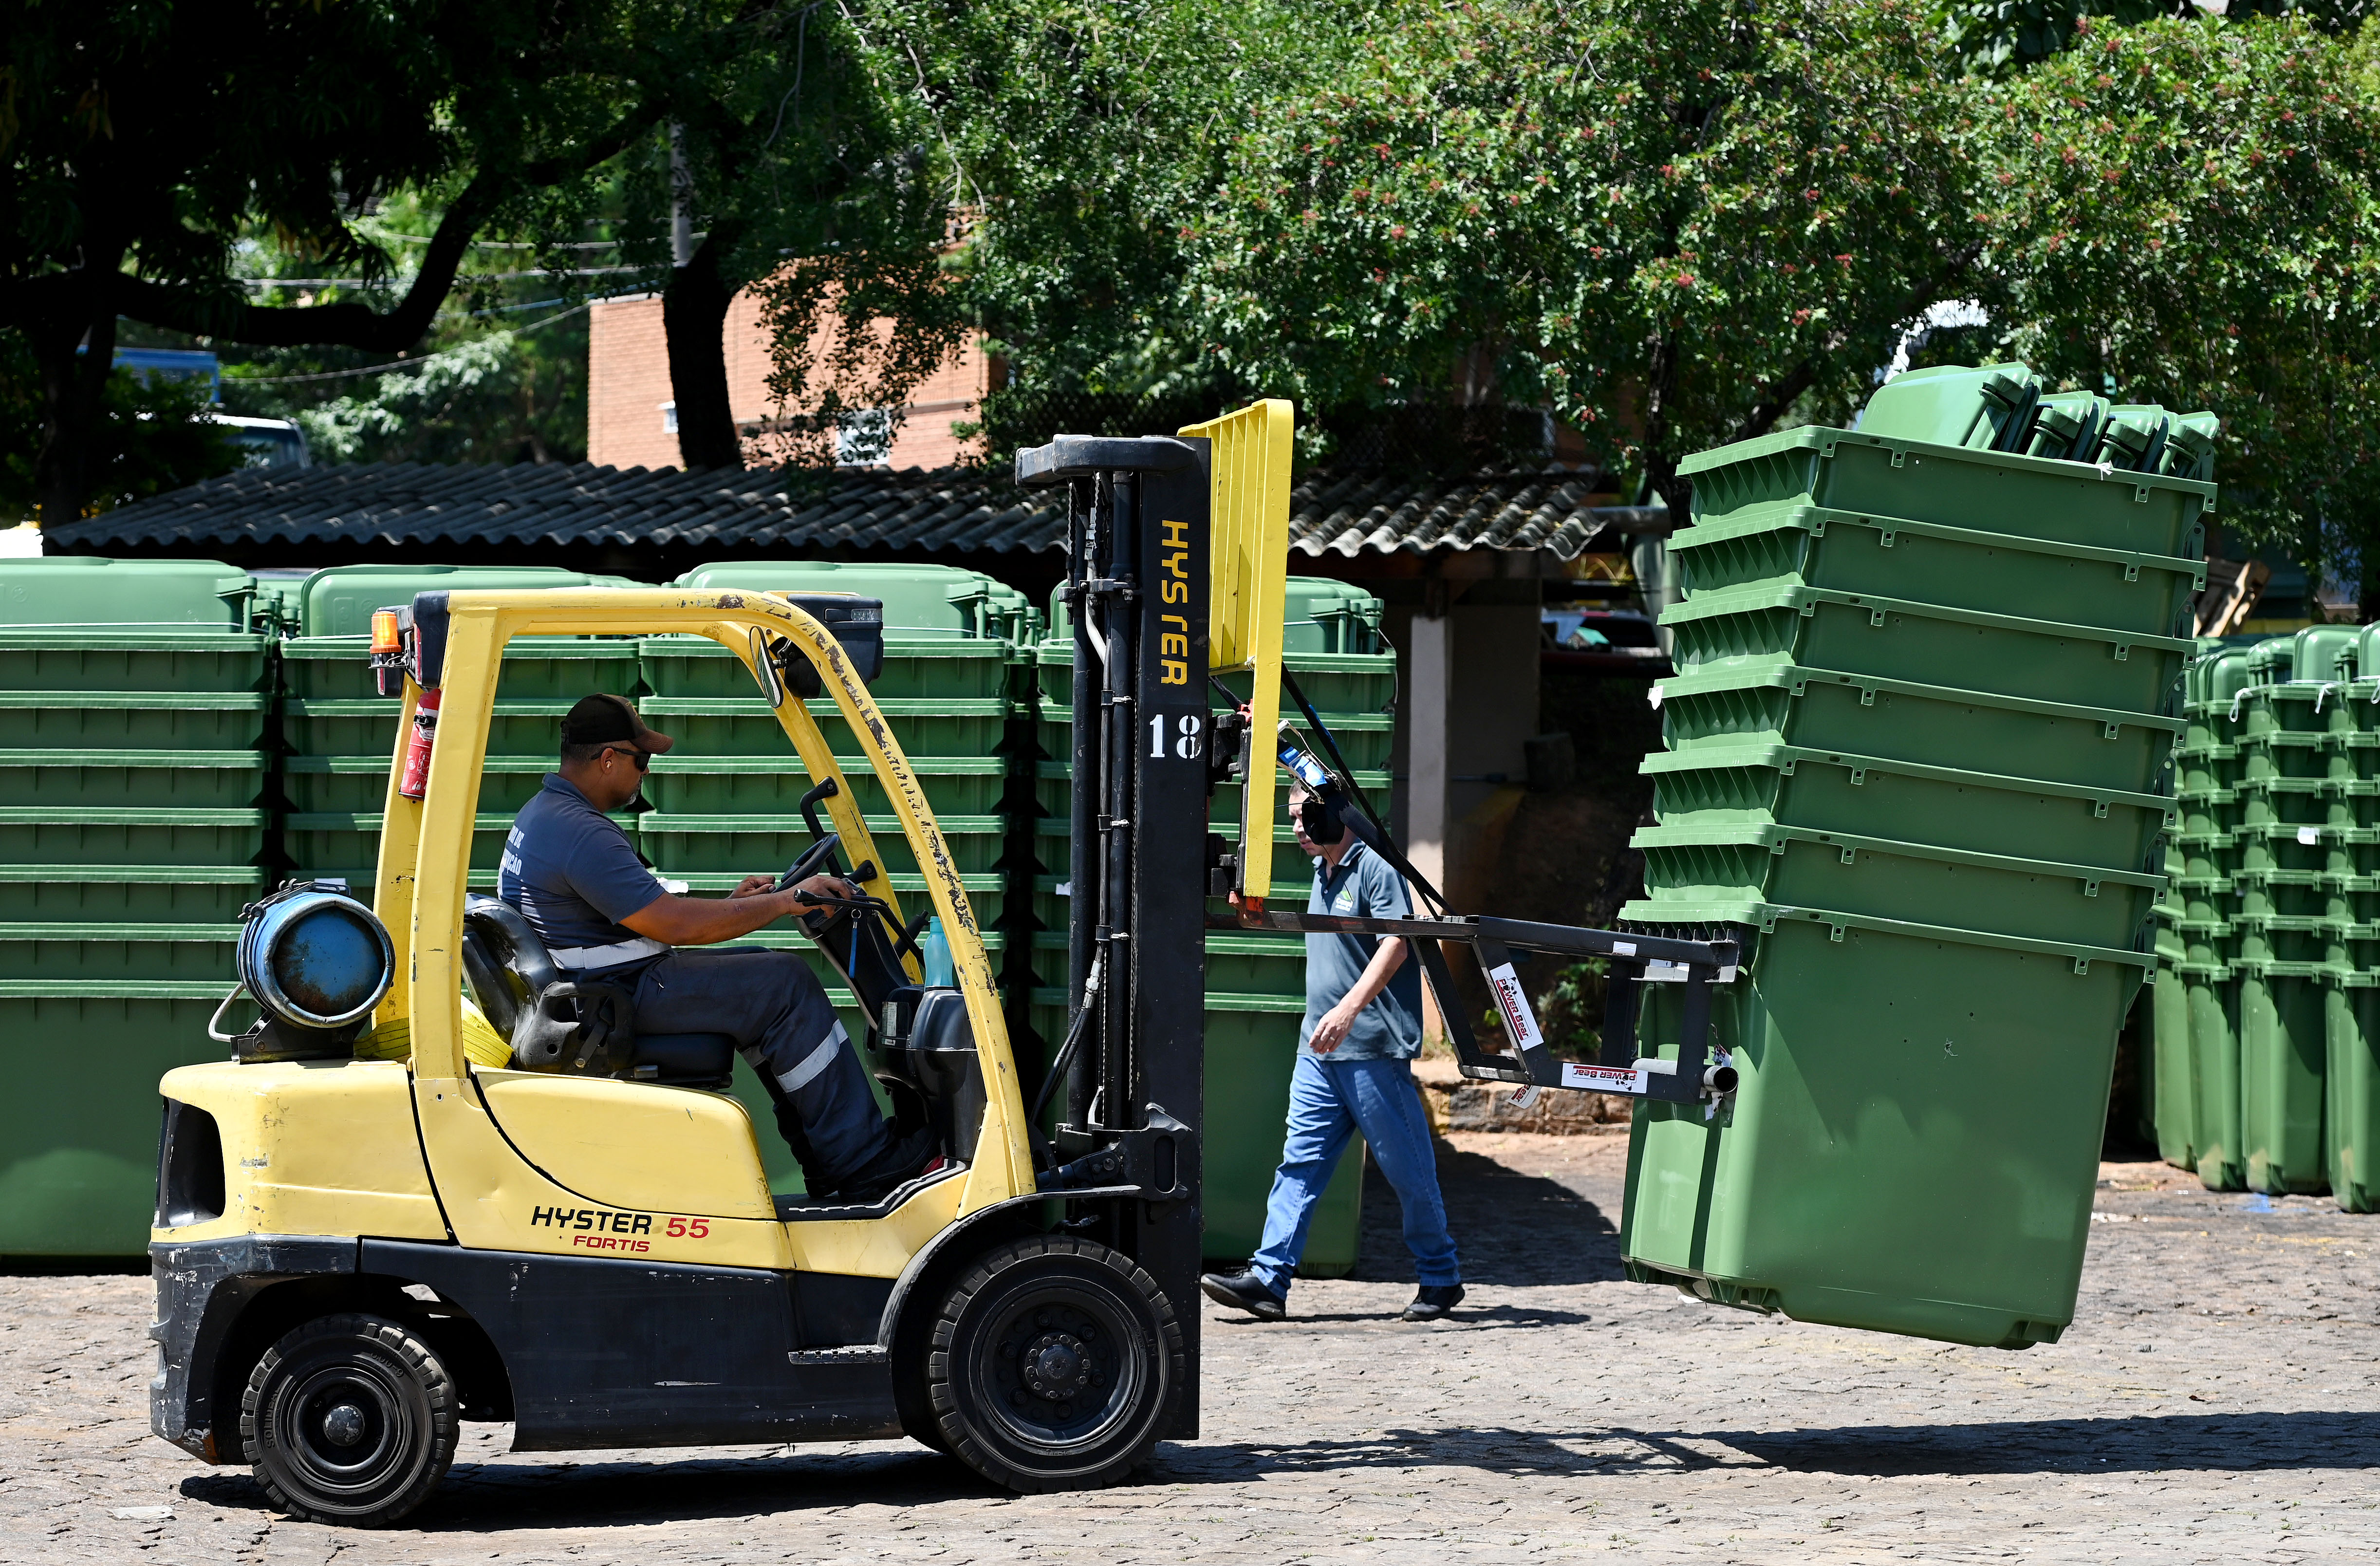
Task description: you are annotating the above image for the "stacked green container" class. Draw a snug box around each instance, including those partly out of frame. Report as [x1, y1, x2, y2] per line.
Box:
[0, 559, 272, 1254]
[2153, 648, 2231, 1174]
[2328, 624, 2380, 1211]
[637, 562, 1039, 1194]
[1621, 365, 2215, 1348]
[273, 566, 643, 887]
[1028, 581, 1397, 1273]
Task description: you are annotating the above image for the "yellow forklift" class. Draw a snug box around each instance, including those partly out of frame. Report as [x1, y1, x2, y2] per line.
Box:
[147, 403, 1738, 1525]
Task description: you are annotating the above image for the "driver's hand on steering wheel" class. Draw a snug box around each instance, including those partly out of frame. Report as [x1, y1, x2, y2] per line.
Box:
[785, 873, 856, 912]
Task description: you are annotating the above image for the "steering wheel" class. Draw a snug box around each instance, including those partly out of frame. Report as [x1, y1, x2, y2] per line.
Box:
[775, 832, 843, 895]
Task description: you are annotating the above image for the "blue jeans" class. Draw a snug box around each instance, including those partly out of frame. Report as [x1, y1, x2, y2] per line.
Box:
[629, 946, 892, 1192]
[1249, 1054, 1459, 1295]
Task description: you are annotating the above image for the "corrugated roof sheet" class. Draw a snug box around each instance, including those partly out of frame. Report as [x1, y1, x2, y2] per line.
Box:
[53, 461, 1667, 559]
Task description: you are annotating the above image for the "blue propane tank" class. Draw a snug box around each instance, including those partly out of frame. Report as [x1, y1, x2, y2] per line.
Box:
[220, 882, 396, 1062]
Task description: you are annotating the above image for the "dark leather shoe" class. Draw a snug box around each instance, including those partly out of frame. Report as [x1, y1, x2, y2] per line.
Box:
[1401, 1284, 1465, 1322]
[1199, 1269, 1286, 1321]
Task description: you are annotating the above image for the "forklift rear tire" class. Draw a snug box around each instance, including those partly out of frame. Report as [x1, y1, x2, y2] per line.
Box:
[926, 1235, 1184, 1492]
[239, 1313, 459, 1528]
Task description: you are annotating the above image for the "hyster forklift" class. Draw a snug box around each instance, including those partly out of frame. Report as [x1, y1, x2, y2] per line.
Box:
[148, 402, 1739, 1526]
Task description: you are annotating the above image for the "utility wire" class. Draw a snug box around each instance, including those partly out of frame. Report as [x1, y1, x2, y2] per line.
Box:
[219, 299, 599, 386]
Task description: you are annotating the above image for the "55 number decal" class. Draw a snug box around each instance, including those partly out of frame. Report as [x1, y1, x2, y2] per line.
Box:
[1149, 713, 1203, 760]
[665, 1216, 710, 1239]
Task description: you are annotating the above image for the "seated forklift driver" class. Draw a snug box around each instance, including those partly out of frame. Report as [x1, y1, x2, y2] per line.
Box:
[499, 693, 936, 1200]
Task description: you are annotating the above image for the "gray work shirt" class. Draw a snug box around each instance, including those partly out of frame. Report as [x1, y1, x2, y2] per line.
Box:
[499, 774, 668, 977]
[1299, 839, 1424, 1060]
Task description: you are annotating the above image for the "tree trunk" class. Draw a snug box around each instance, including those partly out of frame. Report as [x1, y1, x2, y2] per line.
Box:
[29, 280, 120, 526]
[663, 230, 744, 470]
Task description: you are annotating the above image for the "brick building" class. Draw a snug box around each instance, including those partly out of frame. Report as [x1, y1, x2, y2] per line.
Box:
[587, 292, 993, 472]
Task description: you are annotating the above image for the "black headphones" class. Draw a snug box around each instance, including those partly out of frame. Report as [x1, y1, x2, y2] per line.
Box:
[1295, 787, 1346, 847]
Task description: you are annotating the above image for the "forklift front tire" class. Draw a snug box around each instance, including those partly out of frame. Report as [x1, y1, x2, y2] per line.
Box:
[927, 1235, 1184, 1492]
[239, 1313, 459, 1528]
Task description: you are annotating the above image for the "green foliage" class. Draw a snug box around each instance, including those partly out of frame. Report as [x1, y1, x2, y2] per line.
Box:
[0, 335, 240, 522]
[1981, 16, 2380, 580]
[1186, 0, 1989, 500]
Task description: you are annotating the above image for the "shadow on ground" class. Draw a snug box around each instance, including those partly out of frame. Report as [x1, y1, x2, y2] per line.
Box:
[1339, 1137, 1624, 1288]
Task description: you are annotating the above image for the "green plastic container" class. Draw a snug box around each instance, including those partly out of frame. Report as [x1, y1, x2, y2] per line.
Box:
[1856, 363, 2040, 449]
[284, 811, 550, 876]
[0, 689, 267, 750]
[1656, 662, 2183, 796]
[642, 753, 1010, 818]
[0, 983, 259, 1255]
[0, 558, 254, 629]
[0, 749, 265, 809]
[637, 695, 1012, 762]
[1663, 588, 2192, 715]
[1632, 822, 2163, 952]
[279, 635, 641, 702]
[1618, 909, 2146, 1348]
[281, 754, 554, 815]
[1642, 744, 2171, 876]
[0, 924, 238, 981]
[675, 561, 1038, 644]
[640, 634, 1014, 704]
[280, 696, 589, 761]
[1666, 503, 2205, 639]
[0, 865, 265, 925]
[637, 812, 1007, 877]
[1029, 990, 1365, 1275]
[0, 807, 265, 867]
[2189, 644, 2260, 1191]
[1680, 427, 2215, 560]
[2326, 972, 2380, 1212]
[0, 630, 269, 695]
[286, 564, 636, 638]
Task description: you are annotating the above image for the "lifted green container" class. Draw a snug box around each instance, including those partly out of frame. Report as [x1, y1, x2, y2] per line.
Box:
[1680, 427, 2215, 560]
[1618, 906, 2145, 1349]
[1632, 822, 2164, 952]
[1666, 503, 2205, 638]
[1642, 743, 2172, 876]
[1663, 586, 2192, 715]
[0, 983, 258, 1255]
[1656, 662, 2183, 796]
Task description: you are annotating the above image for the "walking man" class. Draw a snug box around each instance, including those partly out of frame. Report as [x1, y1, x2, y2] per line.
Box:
[1200, 777, 1464, 1323]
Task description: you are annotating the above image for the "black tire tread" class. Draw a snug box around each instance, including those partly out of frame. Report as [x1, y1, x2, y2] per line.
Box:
[238, 1312, 458, 1528]
[925, 1234, 1183, 1493]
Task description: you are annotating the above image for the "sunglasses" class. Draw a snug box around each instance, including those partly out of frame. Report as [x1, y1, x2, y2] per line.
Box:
[604, 745, 653, 772]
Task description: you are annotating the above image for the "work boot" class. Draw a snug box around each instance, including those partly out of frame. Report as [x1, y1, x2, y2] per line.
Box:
[1199, 1269, 1286, 1322]
[1401, 1284, 1465, 1322]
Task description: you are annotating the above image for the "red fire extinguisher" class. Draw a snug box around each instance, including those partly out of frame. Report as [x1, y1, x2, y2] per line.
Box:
[399, 689, 441, 801]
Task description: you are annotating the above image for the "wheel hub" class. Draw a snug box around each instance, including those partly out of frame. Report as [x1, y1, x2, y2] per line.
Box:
[1020, 1332, 1092, 1400]
[320, 1403, 368, 1447]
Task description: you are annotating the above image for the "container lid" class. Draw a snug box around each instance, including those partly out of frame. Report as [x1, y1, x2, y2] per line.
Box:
[1855, 363, 2040, 450]
[674, 561, 1024, 638]
[291, 564, 621, 637]
[0, 558, 253, 629]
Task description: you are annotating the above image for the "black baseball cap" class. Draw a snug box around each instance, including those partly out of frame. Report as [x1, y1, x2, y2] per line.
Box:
[560, 693, 675, 754]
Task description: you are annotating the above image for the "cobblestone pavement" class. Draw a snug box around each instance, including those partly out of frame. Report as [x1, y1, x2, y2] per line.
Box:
[3, 1132, 2377, 1565]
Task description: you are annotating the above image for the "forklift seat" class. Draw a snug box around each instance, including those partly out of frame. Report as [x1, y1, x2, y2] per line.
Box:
[460, 895, 734, 1088]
